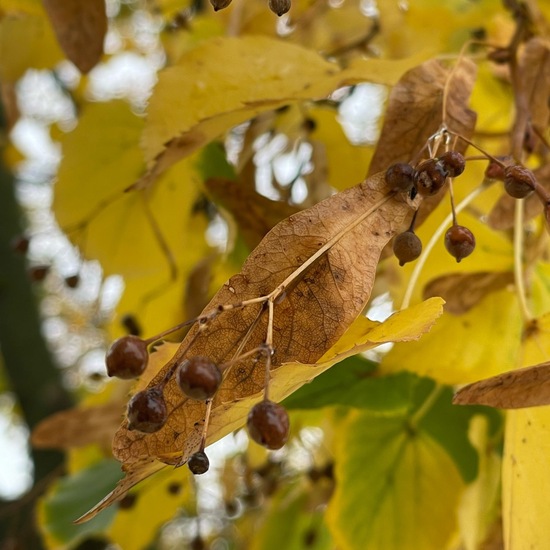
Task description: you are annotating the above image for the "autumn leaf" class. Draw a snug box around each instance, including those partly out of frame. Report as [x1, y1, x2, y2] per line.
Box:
[453, 360, 550, 409]
[138, 36, 432, 188]
[368, 57, 477, 175]
[42, 0, 107, 73]
[423, 271, 513, 315]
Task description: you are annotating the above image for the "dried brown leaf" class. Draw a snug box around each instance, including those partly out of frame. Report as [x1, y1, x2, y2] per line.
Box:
[453, 361, 550, 408]
[511, 37, 550, 155]
[32, 402, 123, 450]
[423, 271, 513, 315]
[43, 0, 107, 73]
[488, 163, 550, 230]
[368, 58, 477, 233]
[369, 57, 477, 174]
[205, 177, 299, 250]
[113, 172, 418, 468]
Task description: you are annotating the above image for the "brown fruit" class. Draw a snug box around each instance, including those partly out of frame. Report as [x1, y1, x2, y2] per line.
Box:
[127, 386, 167, 433]
[444, 225, 476, 263]
[210, 0, 232, 10]
[28, 265, 50, 282]
[504, 165, 536, 199]
[392, 230, 422, 266]
[188, 451, 210, 475]
[414, 159, 447, 196]
[438, 151, 465, 178]
[385, 163, 416, 191]
[105, 335, 148, 379]
[64, 274, 80, 288]
[268, 0, 290, 16]
[247, 400, 290, 450]
[176, 356, 222, 401]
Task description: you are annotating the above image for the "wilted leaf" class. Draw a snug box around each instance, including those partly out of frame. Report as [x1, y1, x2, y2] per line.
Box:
[139, 36, 433, 187]
[453, 360, 550, 409]
[205, 177, 299, 250]
[43, 0, 107, 73]
[510, 37, 550, 155]
[368, 57, 477, 174]
[326, 405, 464, 550]
[32, 402, 123, 450]
[113, 172, 420, 466]
[423, 271, 513, 315]
[78, 296, 443, 520]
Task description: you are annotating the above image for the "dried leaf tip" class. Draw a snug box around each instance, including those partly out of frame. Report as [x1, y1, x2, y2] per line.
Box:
[269, 0, 291, 16]
[210, 0, 232, 11]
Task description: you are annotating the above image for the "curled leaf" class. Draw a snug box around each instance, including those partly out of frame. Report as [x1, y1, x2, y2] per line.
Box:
[423, 271, 513, 315]
[453, 361, 550, 409]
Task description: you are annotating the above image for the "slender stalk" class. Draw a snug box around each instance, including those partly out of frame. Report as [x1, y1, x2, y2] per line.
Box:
[409, 384, 444, 429]
[401, 183, 489, 309]
[513, 199, 532, 322]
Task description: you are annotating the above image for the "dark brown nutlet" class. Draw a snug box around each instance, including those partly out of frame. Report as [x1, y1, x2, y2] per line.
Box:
[188, 451, 210, 475]
[385, 162, 416, 191]
[210, 0, 232, 10]
[127, 386, 167, 433]
[106, 335, 149, 379]
[268, 0, 291, 16]
[438, 151, 466, 178]
[444, 225, 476, 263]
[176, 356, 222, 400]
[392, 230, 422, 266]
[414, 159, 447, 196]
[247, 400, 290, 450]
[503, 165, 536, 199]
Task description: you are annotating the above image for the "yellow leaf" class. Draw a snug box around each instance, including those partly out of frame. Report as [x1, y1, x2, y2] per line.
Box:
[140, 35, 433, 185]
[382, 289, 523, 385]
[502, 407, 550, 550]
[108, 467, 195, 550]
[0, 11, 64, 81]
[307, 106, 372, 192]
[500, 311, 550, 550]
[457, 416, 501, 550]
[53, 100, 211, 336]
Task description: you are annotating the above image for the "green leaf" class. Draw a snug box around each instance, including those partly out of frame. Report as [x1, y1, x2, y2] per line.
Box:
[283, 356, 418, 414]
[39, 459, 123, 547]
[419, 386, 502, 483]
[326, 407, 464, 550]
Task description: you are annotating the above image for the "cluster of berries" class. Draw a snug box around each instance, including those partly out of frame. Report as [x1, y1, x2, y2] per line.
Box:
[106, 336, 290, 474]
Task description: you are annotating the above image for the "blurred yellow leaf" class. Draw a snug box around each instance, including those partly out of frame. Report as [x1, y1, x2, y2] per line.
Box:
[308, 106, 372, 192]
[382, 289, 523, 385]
[140, 35, 433, 186]
[53, 100, 211, 336]
[501, 311, 550, 550]
[108, 467, 195, 550]
[0, 11, 64, 80]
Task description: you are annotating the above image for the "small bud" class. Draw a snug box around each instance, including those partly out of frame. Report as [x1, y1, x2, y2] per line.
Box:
[269, 0, 291, 16]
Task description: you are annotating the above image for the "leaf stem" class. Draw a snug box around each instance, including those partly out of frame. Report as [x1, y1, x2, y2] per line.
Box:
[409, 383, 444, 430]
[401, 183, 490, 309]
[513, 199, 532, 322]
